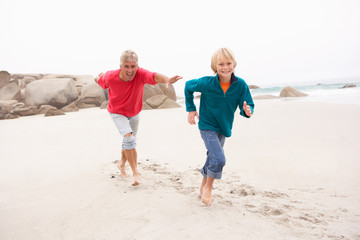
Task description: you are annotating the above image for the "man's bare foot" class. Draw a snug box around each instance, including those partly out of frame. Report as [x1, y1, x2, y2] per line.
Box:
[132, 174, 140, 186]
[201, 186, 214, 206]
[118, 159, 129, 177]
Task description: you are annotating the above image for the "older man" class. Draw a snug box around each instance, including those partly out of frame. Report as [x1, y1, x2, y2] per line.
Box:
[96, 50, 182, 186]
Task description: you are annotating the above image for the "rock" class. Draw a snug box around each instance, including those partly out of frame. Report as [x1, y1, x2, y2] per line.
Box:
[100, 100, 108, 109]
[12, 106, 38, 116]
[61, 102, 79, 112]
[0, 82, 21, 101]
[43, 74, 76, 79]
[76, 101, 97, 109]
[0, 71, 11, 89]
[145, 95, 167, 109]
[25, 78, 79, 108]
[249, 85, 260, 89]
[18, 76, 36, 89]
[158, 99, 181, 109]
[77, 84, 106, 106]
[45, 108, 65, 117]
[279, 86, 308, 97]
[142, 102, 152, 110]
[340, 83, 356, 88]
[158, 84, 177, 101]
[39, 105, 57, 115]
[0, 100, 18, 113]
[143, 84, 163, 102]
[75, 75, 96, 85]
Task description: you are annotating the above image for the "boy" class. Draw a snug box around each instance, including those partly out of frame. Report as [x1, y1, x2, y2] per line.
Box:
[184, 48, 254, 206]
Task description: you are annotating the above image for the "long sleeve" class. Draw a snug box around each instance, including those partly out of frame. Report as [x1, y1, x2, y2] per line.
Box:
[184, 78, 203, 112]
[239, 83, 255, 118]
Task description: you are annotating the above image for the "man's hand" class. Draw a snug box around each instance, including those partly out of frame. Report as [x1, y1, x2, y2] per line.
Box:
[95, 72, 104, 84]
[165, 75, 183, 89]
[188, 111, 199, 125]
[243, 101, 252, 117]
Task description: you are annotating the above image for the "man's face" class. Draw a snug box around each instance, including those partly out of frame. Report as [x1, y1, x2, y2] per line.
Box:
[120, 61, 139, 81]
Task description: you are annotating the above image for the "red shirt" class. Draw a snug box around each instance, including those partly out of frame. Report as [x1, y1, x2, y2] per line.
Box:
[98, 68, 157, 117]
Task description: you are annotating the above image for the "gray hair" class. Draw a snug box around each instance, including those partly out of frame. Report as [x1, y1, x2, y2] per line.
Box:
[120, 50, 138, 65]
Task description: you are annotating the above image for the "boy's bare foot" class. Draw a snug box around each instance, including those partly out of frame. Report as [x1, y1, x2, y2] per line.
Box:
[132, 174, 140, 186]
[118, 159, 129, 177]
[200, 177, 207, 196]
[201, 186, 214, 206]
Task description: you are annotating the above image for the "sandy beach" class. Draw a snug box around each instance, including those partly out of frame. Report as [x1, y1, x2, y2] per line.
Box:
[1, 99, 360, 240]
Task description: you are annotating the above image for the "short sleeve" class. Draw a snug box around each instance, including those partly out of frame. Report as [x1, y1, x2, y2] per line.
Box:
[138, 68, 157, 85]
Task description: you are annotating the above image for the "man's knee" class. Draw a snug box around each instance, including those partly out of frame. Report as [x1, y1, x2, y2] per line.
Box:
[122, 133, 136, 149]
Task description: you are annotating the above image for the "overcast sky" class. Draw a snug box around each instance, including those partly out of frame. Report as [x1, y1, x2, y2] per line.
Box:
[1, 0, 360, 94]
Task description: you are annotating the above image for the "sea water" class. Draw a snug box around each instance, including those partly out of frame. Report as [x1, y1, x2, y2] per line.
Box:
[251, 80, 360, 105]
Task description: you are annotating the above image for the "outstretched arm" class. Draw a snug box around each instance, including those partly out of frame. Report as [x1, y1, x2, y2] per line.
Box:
[94, 72, 104, 84]
[154, 73, 182, 89]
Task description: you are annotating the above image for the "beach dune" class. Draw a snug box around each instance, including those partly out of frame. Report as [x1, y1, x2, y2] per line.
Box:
[0, 100, 359, 240]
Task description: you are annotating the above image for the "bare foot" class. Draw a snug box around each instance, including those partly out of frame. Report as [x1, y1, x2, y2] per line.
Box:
[201, 186, 214, 206]
[200, 177, 207, 196]
[118, 159, 129, 177]
[132, 174, 140, 186]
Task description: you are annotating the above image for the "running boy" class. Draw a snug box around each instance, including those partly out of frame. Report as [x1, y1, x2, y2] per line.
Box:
[184, 48, 254, 206]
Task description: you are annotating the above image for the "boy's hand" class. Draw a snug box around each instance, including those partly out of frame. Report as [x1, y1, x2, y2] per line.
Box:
[243, 101, 252, 117]
[188, 111, 199, 125]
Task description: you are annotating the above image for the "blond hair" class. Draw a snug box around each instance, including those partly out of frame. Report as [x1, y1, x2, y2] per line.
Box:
[210, 48, 237, 74]
[120, 50, 138, 65]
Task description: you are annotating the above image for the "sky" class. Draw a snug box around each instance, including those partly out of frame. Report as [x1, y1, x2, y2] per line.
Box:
[1, 0, 360, 95]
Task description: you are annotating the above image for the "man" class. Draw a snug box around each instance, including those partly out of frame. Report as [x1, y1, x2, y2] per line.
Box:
[95, 49, 182, 186]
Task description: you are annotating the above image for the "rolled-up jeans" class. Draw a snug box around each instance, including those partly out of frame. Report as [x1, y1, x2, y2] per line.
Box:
[110, 113, 139, 150]
[199, 129, 226, 179]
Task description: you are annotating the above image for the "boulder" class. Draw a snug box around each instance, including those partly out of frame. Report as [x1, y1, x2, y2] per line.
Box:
[75, 75, 96, 85]
[0, 100, 18, 113]
[12, 106, 38, 116]
[45, 108, 65, 117]
[100, 100, 108, 109]
[25, 78, 79, 108]
[158, 99, 181, 109]
[0, 82, 21, 101]
[249, 85, 260, 89]
[39, 105, 57, 115]
[77, 84, 106, 106]
[143, 84, 163, 101]
[0, 71, 11, 89]
[279, 86, 308, 97]
[142, 102, 152, 110]
[340, 84, 356, 88]
[43, 74, 76, 79]
[61, 102, 79, 112]
[158, 84, 177, 101]
[145, 95, 167, 109]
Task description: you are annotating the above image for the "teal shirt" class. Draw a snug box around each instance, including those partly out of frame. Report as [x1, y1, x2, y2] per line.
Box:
[184, 73, 254, 137]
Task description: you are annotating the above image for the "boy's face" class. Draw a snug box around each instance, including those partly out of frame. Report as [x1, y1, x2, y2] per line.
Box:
[216, 55, 234, 80]
[120, 61, 139, 82]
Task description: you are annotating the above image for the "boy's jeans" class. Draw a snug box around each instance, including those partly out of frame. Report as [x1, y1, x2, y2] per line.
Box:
[199, 129, 226, 179]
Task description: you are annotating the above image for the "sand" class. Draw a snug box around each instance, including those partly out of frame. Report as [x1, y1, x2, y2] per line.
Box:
[0, 99, 360, 240]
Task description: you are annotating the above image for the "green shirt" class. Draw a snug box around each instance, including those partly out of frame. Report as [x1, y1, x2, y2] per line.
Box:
[184, 73, 254, 137]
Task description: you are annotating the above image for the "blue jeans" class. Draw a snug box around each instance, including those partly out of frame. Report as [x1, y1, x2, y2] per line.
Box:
[199, 129, 226, 179]
[110, 113, 139, 150]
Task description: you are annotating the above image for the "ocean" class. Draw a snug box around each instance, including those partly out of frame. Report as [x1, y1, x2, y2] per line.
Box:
[251, 80, 360, 105]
